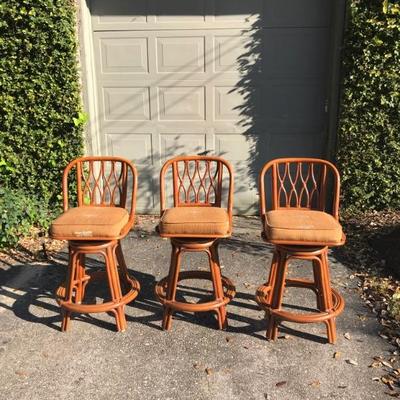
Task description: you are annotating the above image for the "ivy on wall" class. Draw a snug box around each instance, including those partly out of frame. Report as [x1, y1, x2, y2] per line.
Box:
[0, 0, 84, 247]
[337, 0, 400, 212]
[0, 0, 84, 205]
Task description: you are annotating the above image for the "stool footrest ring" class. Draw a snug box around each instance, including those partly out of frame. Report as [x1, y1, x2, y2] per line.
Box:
[56, 270, 140, 314]
[155, 270, 236, 313]
[255, 278, 345, 324]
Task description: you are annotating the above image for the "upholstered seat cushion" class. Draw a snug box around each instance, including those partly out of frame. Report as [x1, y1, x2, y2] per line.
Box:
[264, 209, 343, 245]
[50, 206, 129, 240]
[158, 207, 230, 237]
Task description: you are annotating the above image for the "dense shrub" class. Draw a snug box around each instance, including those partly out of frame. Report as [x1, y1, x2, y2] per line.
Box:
[0, 188, 54, 248]
[0, 0, 84, 246]
[337, 0, 400, 212]
[0, 0, 84, 205]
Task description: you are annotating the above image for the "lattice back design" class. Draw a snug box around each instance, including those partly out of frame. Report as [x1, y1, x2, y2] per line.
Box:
[275, 161, 327, 209]
[173, 159, 223, 206]
[260, 158, 340, 221]
[66, 159, 130, 208]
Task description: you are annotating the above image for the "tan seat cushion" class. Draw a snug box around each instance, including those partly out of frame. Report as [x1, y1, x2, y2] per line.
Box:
[264, 209, 343, 245]
[50, 207, 129, 240]
[159, 207, 230, 237]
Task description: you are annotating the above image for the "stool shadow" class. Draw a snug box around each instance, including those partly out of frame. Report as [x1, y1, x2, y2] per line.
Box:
[0, 260, 66, 332]
[156, 282, 266, 339]
[277, 324, 328, 344]
[53, 251, 165, 331]
[221, 236, 272, 256]
[165, 283, 335, 343]
[0, 250, 163, 332]
[1, 251, 334, 342]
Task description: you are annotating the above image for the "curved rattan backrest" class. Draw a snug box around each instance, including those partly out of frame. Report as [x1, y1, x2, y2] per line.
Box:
[259, 158, 340, 221]
[62, 156, 138, 235]
[160, 155, 234, 218]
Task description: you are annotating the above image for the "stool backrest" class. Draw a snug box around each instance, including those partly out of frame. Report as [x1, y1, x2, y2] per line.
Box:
[62, 156, 138, 234]
[259, 158, 340, 220]
[160, 156, 234, 218]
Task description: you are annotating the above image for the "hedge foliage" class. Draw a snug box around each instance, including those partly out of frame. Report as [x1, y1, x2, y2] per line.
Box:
[0, 188, 54, 248]
[0, 0, 84, 246]
[337, 0, 400, 212]
[0, 0, 84, 205]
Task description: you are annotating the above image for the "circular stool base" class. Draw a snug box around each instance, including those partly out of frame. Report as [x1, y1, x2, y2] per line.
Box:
[56, 270, 140, 314]
[255, 278, 345, 324]
[155, 270, 236, 313]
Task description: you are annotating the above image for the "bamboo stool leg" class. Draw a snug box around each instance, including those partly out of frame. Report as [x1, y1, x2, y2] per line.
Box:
[61, 248, 78, 332]
[162, 243, 182, 331]
[256, 245, 344, 343]
[74, 254, 87, 304]
[320, 250, 336, 344]
[266, 250, 288, 341]
[105, 244, 127, 332]
[209, 242, 227, 330]
[265, 251, 279, 305]
[312, 259, 324, 311]
[154, 239, 236, 331]
[56, 240, 140, 332]
[116, 241, 130, 291]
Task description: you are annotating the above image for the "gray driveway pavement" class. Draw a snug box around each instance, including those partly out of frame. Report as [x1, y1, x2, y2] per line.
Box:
[0, 217, 395, 399]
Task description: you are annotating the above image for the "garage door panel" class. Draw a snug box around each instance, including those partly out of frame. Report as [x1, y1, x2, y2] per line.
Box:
[135, 176, 156, 210]
[160, 134, 206, 163]
[214, 0, 262, 22]
[94, 33, 150, 76]
[214, 133, 259, 213]
[213, 34, 256, 74]
[214, 85, 260, 122]
[263, 28, 329, 79]
[213, 122, 248, 135]
[151, 0, 206, 22]
[156, 37, 205, 73]
[106, 133, 155, 209]
[263, 82, 326, 133]
[268, 134, 325, 159]
[263, 0, 331, 27]
[106, 133, 153, 166]
[214, 134, 255, 161]
[158, 86, 205, 121]
[91, 0, 148, 26]
[103, 87, 150, 121]
[99, 37, 148, 74]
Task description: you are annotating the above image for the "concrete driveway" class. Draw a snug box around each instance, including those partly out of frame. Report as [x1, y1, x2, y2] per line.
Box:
[0, 217, 395, 399]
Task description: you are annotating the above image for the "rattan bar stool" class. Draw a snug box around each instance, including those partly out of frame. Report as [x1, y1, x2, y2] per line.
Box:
[50, 157, 140, 332]
[154, 156, 236, 330]
[255, 158, 346, 343]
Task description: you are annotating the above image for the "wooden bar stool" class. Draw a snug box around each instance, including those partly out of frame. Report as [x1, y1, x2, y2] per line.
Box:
[154, 156, 236, 330]
[50, 157, 140, 332]
[255, 158, 346, 343]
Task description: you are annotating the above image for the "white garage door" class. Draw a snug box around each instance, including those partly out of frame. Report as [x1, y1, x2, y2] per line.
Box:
[87, 0, 339, 214]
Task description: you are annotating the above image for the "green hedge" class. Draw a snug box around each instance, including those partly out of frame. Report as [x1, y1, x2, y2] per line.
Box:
[0, 0, 84, 205]
[337, 0, 400, 212]
[0, 0, 84, 245]
[0, 188, 54, 248]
